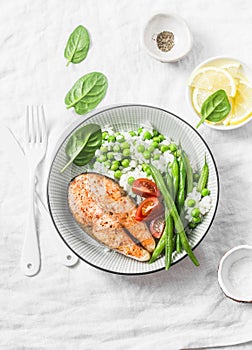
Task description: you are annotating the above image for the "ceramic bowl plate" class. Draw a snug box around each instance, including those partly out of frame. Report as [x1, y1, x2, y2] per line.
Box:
[143, 13, 192, 63]
[187, 56, 252, 130]
[218, 245, 252, 302]
[47, 104, 219, 275]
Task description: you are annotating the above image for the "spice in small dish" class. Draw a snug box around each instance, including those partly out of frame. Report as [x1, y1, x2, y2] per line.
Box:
[156, 31, 175, 52]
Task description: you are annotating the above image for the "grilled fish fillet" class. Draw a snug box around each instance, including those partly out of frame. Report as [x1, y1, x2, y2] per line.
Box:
[68, 173, 155, 261]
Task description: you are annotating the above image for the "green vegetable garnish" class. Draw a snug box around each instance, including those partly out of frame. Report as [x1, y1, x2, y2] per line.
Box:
[64, 25, 90, 66]
[196, 89, 231, 128]
[60, 124, 102, 173]
[65, 72, 108, 115]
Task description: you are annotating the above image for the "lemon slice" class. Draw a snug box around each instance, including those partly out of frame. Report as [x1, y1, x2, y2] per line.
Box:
[192, 88, 213, 114]
[189, 67, 236, 97]
[221, 62, 241, 78]
[230, 80, 252, 125]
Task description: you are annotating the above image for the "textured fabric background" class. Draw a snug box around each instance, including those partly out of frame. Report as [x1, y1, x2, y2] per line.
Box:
[0, 0, 252, 349]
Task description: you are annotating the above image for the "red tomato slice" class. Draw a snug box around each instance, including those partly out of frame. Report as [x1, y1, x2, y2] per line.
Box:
[132, 178, 160, 198]
[150, 215, 165, 238]
[135, 197, 163, 222]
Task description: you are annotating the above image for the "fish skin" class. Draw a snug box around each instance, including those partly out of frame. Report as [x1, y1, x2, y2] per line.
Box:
[68, 173, 152, 261]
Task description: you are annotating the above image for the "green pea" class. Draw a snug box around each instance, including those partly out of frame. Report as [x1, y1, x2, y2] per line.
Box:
[107, 135, 116, 142]
[193, 217, 202, 224]
[189, 222, 197, 229]
[153, 129, 159, 137]
[107, 152, 114, 160]
[104, 160, 111, 168]
[143, 150, 151, 159]
[113, 144, 121, 153]
[122, 149, 130, 157]
[169, 143, 177, 152]
[100, 146, 108, 153]
[191, 208, 200, 218]
[160, 145, 169, 153]
[193, 173, 200, 182]
[121, 159, 130, 168]
[153, 154, 160, 160]
[137, 145, 145, 153]
[137, 127, 143, 135]
[111, 161, 120, 171]
[152, 136, 160, 143]
[143, 131, 152, 140]
[152, 141, 159, 148]
[114, 170, 122, 179]
[114, 132, 121, 137]
[201, 188, 210, 197]
[147, 145, 155, 153]
[102, 131, 108, 140]
[127, 176, 135, 185]
[145, 169, 151, 176]
[97, 154, 107, 162]
[158, 134, 165, 142]
[187, 199, 196, 208]
[176, 149, 182, 157]
[129, 131, 136, 137]
[142, 163, 150, 172]
[121, 142, 130, 149]
[116, 135, 125, 143]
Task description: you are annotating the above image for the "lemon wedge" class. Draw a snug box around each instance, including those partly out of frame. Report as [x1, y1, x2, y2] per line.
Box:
[220, 62, 241, 78]
[229, 80, 252, 125]
[189, 67, 236, 97]
[192, 88, 213, 114]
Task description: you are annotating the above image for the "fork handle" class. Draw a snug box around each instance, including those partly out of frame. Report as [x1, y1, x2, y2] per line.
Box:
[20, 168, 41, 276]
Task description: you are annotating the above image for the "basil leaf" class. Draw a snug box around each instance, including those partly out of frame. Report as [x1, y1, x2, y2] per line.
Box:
[64, 25, 90, 66]
[60, 124, 102, 173]
[65, 72, 108, 115]
[196, 89, 231, 128]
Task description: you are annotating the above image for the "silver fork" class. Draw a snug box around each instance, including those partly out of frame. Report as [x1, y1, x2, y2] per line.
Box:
[20, 105, 47, 276]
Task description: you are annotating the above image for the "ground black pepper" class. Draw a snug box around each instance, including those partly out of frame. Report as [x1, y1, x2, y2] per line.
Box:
[156, 31, 175, 52]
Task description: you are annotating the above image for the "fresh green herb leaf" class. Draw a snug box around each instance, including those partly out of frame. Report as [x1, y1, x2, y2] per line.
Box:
[65, 72, 108, 115]
[60, 124, 102, 173]
[196, 89, 231, 128]
[64, 25, 90, 66]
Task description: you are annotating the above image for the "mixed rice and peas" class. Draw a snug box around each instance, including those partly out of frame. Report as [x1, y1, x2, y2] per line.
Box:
[84, 123, 212, 229]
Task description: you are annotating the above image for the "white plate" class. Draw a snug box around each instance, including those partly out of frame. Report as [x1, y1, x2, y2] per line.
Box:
[47, 104, 219, 275]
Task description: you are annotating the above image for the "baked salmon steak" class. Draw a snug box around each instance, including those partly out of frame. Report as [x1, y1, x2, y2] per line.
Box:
[68, 172, 156, 261]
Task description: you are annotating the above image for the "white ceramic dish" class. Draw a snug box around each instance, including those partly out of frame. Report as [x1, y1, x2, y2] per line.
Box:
[187, 56, 252, 130]
[218, 245, 252, 302]
[142, 13, 192, 63]
[47, 104, 219, 275]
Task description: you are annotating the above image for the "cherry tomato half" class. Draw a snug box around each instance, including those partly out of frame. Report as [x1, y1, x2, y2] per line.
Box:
[150, 215, 165, 238]
[132, 178, 160, 198]
[135, 197, 163, 222]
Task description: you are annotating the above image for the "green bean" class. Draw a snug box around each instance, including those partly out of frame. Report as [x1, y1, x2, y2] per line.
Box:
[166, 164, 174, 199]
[149, 232, 165, 264]
[176, 233, 182, 253]
[197, 155, 209, 193]
[165, 213, 174, 270]
[177, 156, 186, 214]
[182, 151, 193, 194]
[171, 158, 179, 200]
[149, 164, 200, 266]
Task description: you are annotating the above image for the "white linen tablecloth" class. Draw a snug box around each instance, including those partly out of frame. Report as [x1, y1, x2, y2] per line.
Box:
[0, 0, 252, 349]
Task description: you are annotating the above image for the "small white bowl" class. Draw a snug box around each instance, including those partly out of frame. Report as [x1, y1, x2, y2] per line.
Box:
[218, 245, 252, 303]
[187, 56, 252, 131]
[142, 13, 193, 63]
